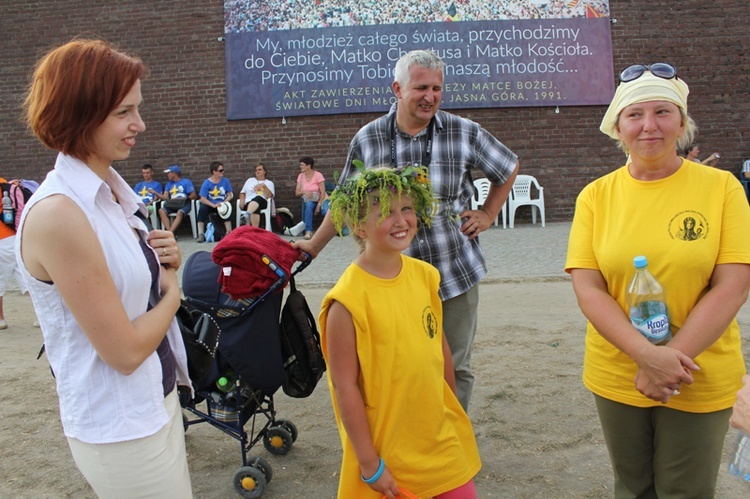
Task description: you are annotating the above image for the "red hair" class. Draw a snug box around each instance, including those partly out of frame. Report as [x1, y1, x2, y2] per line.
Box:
[24, 38, 146, 161]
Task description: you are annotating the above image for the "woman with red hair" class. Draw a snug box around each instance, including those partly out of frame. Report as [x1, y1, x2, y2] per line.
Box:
[20, 39, 192, 497]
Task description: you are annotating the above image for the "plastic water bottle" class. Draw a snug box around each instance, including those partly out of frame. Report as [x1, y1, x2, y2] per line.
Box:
[2, 191, 14, 226]
[216, 371, 236, 392]
[729, 432, 750, 482]
[626, 256, 672, 345]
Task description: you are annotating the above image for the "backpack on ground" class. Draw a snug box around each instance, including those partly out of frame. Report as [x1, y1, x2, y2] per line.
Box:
[273, 208, 294, 234]
[208, 213, 227, 241]
[0, 178, 38, 231]
[279, 276, 326, 398]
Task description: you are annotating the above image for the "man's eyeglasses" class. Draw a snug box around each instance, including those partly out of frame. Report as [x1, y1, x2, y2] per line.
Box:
[619, 63, 678, 83]
[216, 169, 225, 172]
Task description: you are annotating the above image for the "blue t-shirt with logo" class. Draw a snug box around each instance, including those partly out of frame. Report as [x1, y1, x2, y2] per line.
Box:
[199, 178, 232, 203]
[133, 180, 163, 205]
[165, 178, 195, 199]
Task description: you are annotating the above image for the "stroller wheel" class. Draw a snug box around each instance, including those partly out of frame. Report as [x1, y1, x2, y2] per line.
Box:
[262, 426, 293, 455]
[272, 419, 298, 443]
[233, 466, 266, 498]
[249, 456, 273, 484]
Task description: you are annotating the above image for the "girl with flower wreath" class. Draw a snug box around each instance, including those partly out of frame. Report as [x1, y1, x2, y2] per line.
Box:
[319, 164, 481, 499]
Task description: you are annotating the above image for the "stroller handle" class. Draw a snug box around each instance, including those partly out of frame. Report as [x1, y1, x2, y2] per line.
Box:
[293, 251, 312, 275]
[262, 255, 289, 294]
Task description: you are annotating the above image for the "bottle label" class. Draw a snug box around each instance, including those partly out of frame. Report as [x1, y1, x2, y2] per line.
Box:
[2, 211, 13, 225]
[629, 300, 671, 343]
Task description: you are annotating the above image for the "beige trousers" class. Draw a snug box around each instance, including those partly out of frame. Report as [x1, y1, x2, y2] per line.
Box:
[67, 388, 193, 498]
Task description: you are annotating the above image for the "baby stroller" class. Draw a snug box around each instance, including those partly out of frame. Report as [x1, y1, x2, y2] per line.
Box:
[180, 248, 309, 498]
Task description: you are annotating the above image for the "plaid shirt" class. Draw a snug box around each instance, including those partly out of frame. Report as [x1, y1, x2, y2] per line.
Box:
[343, 105, 518, 300]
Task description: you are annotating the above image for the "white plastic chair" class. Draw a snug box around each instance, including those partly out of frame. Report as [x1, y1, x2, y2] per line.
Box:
[508, 175, 545, 228]
[157, 199, 198, 239]
[148, 205, 160, 233]
[471, 178, 507, 229]
[236, 198, 273, 231]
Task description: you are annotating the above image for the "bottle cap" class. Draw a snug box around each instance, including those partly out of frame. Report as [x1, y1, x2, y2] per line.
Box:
[217, 377, 229, 388]
[633, 255, 648, 268]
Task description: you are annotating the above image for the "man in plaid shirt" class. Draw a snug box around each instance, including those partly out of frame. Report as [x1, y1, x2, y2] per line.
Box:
[297, 50, 519, 411]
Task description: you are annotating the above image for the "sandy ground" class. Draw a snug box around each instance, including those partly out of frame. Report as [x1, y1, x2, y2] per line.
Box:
[1, 278, 749, 498]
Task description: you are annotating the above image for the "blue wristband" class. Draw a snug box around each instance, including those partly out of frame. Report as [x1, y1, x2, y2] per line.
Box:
[361, 457, 385, 484]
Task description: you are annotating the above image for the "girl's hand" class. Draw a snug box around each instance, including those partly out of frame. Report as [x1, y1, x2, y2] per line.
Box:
[364, 465, 399, 498]
[148, 230, 182, 270]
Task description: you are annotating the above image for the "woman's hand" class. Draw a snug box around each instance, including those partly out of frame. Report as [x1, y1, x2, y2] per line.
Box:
[633, 345, 698, 403]
[148, 229, 182, 270]
[634, 370, 682, 404]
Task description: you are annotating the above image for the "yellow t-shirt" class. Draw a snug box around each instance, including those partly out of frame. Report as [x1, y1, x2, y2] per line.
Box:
[320, 255, 481, 498]
[565, 160, 750, 412]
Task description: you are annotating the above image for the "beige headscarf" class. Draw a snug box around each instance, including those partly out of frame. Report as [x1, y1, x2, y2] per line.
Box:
[599, 71, 690, 139]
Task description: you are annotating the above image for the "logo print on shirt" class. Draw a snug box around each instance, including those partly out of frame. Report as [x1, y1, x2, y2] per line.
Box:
[668, 210, 708, 241]
[422, 306, 438, 339]
[209, 185, 223, 201]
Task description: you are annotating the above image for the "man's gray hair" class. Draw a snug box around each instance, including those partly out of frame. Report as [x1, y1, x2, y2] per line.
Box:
[394, 50, 444, 86]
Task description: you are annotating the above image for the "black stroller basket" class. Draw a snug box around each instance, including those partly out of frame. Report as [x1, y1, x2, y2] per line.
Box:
[180, 250, 309, 498]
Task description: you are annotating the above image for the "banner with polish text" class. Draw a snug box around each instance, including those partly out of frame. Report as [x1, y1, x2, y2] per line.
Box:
[224, 0, 613, 120]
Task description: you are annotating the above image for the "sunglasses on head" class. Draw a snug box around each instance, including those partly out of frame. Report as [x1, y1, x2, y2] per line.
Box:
[619, 63, 678, 83]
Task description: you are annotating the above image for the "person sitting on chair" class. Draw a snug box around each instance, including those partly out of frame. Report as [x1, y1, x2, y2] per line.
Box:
[132, 163, 163, 217]
[295, 156, 326, 240]
[196, 161, 233, 242]
[156, 165, 196, 234]
[239, 162, 275, 228]
[683, 144, 720, 166]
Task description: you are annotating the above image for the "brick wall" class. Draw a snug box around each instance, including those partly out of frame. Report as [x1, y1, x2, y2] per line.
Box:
[2, 0, 748, 223]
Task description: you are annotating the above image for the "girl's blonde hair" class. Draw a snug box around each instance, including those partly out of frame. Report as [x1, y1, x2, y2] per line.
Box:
[328, 163, 434, 247]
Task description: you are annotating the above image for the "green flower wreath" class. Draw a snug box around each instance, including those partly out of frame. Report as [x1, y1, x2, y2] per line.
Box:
[328, 160, 434, 235]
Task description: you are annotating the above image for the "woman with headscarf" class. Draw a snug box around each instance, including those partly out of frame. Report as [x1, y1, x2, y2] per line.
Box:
[565, 63, 750, 497]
